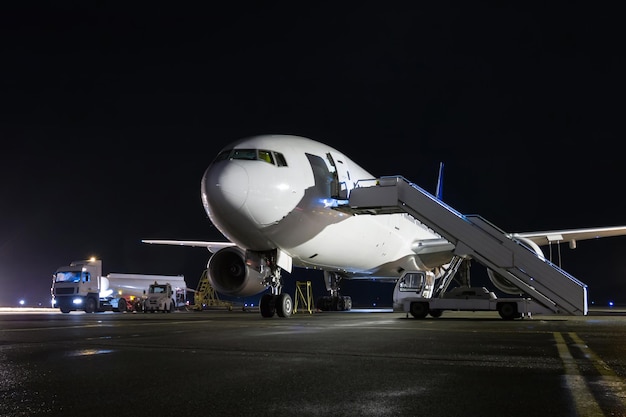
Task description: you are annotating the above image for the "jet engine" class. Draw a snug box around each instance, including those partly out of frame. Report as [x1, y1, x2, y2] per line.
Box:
[207, 247, 269, 297]
[487, 236, 545, 295]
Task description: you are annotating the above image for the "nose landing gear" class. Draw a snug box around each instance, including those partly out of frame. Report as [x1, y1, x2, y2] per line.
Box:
[259, 260, 293, 318]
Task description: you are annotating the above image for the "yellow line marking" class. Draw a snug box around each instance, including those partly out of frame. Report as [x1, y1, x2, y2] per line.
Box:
[569, 332, 626, 410]
[554, 332, 605, 417]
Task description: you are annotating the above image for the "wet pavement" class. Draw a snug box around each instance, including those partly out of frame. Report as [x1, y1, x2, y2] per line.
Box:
[1, 307, 626, 417]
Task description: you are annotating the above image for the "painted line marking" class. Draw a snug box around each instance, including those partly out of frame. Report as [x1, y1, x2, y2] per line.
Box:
[554, 332, 605, 417]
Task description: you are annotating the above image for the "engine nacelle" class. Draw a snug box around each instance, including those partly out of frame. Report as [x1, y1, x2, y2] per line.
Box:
[207, 247, 269, 297]
[487, 236, 545, 295]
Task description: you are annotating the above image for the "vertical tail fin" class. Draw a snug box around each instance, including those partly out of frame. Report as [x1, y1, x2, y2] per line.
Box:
[435, 162, 444, 200]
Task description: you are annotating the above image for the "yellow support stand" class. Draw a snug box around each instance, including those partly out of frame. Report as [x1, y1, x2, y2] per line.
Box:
[293, 281, 314, 314]
[192, 269, 233, 311]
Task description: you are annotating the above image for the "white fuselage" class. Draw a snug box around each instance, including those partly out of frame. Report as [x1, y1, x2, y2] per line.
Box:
[201, 135, 446, 278]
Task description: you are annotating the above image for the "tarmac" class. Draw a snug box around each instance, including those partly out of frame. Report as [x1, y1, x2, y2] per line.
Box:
[1, 307, 626, 417]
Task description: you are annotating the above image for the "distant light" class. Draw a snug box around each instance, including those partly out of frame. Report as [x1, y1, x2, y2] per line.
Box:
[609, 301, 614, 307]
[19, 299, 25, 306]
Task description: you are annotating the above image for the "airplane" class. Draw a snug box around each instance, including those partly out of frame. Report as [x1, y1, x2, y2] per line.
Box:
[143, 134, 626, 318]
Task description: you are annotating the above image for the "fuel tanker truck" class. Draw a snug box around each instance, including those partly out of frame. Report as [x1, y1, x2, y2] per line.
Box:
[51, 258, 187, 313]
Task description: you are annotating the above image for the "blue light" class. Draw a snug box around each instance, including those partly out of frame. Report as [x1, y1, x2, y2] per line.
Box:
[609, 301, 614, 307]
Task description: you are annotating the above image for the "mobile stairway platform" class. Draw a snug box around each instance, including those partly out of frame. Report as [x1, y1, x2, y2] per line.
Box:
[339, 176, 588, 316]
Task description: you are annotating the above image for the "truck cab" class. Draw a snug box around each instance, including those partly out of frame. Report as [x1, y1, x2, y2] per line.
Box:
[52, 259, 102, 313]
[143, 282, 184, 313]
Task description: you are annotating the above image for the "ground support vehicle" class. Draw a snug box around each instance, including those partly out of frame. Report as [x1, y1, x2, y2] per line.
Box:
[393, 271, 555, 320]
[52, 258, 186, 313]
[143, 281, 187, 313]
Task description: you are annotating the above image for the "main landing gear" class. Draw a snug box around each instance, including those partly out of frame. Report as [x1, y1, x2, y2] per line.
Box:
[316, 271, 352, 311]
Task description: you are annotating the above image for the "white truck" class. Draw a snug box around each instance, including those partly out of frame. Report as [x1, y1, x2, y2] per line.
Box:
[143, 281, 187, 313]
[392, 271, 555, 320]
[51, 258, 187, 314]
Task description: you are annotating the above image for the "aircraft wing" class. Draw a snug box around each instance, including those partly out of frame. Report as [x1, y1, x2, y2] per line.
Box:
[511, 226, 626, 247]
[141, 239, 237, 254]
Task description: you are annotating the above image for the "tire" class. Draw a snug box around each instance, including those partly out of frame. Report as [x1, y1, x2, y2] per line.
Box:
[429, 309, 443, 318]
[117, 298, 127, 313]
[343, 296, 352, 311]
[260, 294, 276, 318]
[316, 296, 331, 311]
[409, 302, 429, 319]
[84, 297, 97, 314]
[60, 305, 71, 314]
[498, 302, 519, 320]
[276, 293, 293, 318]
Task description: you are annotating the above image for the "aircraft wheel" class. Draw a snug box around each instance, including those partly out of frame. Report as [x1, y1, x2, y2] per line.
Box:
[276, 293, 293, 317]
[260, 294, 276, 318]
[316, 296, 332, 311]
[343, 296, 352, 311]
[409, 301, 429, 319]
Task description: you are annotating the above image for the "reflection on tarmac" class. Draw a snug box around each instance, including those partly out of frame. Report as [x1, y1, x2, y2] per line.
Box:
[1, 308, 626, 416]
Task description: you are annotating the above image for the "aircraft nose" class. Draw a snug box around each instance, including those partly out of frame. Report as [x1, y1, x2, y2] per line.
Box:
[205, 162, 249, 211]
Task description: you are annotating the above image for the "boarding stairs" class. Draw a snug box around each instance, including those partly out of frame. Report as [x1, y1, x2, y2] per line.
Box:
[338, 176, 588, 316]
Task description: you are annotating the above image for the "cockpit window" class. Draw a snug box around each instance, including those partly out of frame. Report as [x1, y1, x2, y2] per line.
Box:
[274, 152, 287, 166]
[213, 148, 288, 166]
[258, 150, 274, 164]
[214, 150, 231, 161]
[231, 149, 257, 160]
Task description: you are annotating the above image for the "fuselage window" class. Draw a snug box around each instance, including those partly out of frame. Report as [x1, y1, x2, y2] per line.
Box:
[274, 152, 288, 167]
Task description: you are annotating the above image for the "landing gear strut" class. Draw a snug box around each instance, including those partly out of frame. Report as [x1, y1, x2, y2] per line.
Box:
[258, 254, 293, 318]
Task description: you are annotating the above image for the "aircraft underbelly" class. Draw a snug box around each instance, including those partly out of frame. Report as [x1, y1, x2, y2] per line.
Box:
[287, 214, 438, 275]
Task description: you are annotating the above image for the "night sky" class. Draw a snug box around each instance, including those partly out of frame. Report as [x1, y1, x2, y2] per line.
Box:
[1, 3, 625, 307]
